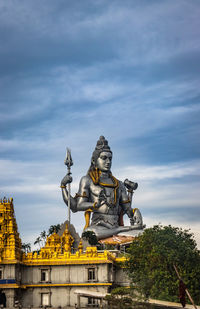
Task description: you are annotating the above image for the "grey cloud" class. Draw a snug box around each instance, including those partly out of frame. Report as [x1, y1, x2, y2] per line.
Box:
[1, 0, 200, 76]
[144, 206, 200, 224]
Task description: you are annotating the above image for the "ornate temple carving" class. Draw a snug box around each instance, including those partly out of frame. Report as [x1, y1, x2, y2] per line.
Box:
[0, 198, 22, 262]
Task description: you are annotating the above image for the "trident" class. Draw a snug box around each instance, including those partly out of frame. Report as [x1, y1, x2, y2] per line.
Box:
[64, 148, 73, 223]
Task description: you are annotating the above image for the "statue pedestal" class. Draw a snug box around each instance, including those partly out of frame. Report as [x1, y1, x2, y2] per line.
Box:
[98, 229, 143, 247]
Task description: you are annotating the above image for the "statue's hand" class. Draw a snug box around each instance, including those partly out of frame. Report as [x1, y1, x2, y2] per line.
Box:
[96, 189, 107, 208]
[61, 174, 73, 186]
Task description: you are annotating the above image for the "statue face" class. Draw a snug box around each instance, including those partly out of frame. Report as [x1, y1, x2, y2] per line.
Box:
[96, 151, 112, 172]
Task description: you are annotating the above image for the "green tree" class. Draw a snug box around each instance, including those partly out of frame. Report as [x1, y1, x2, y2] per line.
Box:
[33, 224, 61, 250]
[22, 243, 31, 253]
[125, 225, 200, 304]
[34, 236, 42, 249]
[40, 230, 47, 246]
[48, 224, 61, 235]
[105, 287, 148, 309]
[82, 231, 98, 246]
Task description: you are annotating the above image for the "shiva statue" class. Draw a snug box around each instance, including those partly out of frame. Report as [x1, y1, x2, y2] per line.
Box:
[61, 136, 144, 240]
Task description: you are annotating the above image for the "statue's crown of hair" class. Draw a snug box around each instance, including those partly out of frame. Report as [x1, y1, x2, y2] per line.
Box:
[95, 136, 111, 152]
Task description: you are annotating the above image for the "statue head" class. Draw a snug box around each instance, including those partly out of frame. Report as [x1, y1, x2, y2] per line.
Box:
[90, 136, 112, 172]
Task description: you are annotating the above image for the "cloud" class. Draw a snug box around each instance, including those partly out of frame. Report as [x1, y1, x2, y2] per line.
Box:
[115, 160, 200, 181]
[1, 0, 200, 74]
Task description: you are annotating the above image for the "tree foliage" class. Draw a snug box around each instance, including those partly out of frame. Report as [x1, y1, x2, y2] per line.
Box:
[22, 243, 31, 253]
[48, 224, 61, 235]
[82, 231, 98, 246]
[34, 224, 61, 249]
[105, 287, 149, 309]
[125, 225, 200, 304]
[34, 236, 42, 248]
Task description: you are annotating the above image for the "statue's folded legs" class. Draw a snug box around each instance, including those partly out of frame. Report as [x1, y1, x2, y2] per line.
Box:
[85, 225, 143, 240]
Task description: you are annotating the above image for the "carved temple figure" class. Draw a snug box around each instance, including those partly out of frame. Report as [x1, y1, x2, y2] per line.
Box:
[61, 136, 144, 240]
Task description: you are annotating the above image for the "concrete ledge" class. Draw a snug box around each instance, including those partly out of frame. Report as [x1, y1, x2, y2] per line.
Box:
[149, 298, 200, 309]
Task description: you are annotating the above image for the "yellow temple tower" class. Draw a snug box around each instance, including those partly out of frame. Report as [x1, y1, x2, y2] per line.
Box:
[0, 197, 22, 262]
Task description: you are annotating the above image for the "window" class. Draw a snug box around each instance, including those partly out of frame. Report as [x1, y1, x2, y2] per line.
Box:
[88, 268, 96, 282]
[41, 293, 50, 307]
[41, 269, 49, 282]
[88, 297, 99, 307]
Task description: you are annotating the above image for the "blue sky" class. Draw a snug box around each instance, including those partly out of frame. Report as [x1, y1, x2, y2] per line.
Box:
[0, 0, 200, 248]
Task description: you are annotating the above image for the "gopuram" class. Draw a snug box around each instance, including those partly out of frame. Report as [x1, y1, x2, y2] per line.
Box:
[61, 136, 145, 244]
[0, 136, 145, 308]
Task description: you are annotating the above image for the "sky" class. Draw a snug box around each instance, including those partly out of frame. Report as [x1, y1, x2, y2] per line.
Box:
[0, 0, 200, 249]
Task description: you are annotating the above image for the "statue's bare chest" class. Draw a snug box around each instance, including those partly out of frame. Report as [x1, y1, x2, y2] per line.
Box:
[89, 180, 120, 214]
[90, 180, 117, 198]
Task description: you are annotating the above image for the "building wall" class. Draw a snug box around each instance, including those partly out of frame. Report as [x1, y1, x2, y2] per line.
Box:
[0, 264, 22, 307]
[0, 264, 15, 281]
[0, 262, 128, 307]
[21, 263, 110, 285]
[4, 289, 16, 308]
[19, 263, 113, 307]
[113, 266, 130, 287]
[21, 285, 109, 308]
[21, 288, 33, 308]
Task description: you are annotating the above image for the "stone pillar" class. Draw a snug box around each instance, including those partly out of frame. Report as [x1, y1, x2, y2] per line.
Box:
[5, 289, 15, 308]
[66, 287, 70, 307]
[100, 297, 103, 308]
[77, 294, 80, 308]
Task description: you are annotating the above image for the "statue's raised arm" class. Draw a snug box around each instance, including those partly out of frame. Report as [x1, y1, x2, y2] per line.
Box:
[61, 136, 145, 240]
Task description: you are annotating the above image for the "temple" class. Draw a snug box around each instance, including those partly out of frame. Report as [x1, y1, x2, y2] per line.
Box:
[0, 198, 129, 308]
[0, 137, 144, 307]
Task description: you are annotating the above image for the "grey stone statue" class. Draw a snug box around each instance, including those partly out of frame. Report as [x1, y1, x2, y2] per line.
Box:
[61, 136, 144, 240]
